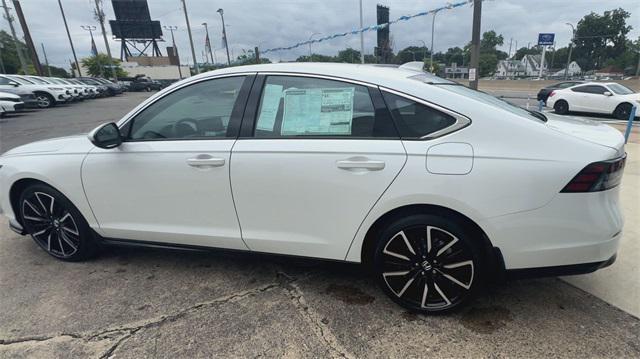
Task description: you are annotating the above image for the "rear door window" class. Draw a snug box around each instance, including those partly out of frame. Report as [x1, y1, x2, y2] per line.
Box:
[381, 91, 457, 139]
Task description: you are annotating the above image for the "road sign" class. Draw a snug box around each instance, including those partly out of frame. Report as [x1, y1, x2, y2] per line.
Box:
[538, 33, 555, 46]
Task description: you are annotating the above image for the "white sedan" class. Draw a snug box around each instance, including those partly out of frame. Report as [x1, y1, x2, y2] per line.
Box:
[0, 91, 25, 116]
[0, 63, 626, 313]
[547, 82, 639, 120]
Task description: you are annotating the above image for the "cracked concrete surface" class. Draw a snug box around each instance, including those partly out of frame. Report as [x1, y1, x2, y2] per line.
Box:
[1, 94, 639, 358]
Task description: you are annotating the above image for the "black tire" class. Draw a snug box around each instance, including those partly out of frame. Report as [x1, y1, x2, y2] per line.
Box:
[553, 100, 569, 115]
[145, 86, 151, 92]
[34, 92, 55, 109]
[372, 214, 484, 314]
[613, 103, 633, 121]
[18, 183, 99, 261]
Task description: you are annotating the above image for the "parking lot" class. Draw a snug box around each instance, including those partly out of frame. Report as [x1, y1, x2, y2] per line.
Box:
[0, 92, 639, 358]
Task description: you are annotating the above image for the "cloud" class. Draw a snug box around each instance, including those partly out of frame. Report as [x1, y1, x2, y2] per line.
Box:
[1, 0, 638, 69]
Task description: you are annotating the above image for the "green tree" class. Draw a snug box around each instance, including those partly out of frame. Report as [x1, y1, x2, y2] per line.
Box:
[572, 8, 632, 71]
[0, 30, 27, 74]
[336, 48, 361, 63]
[480, 30, 504, 53]
[441, 47, 465, 66]
[513, 46, 541, 60]
[42, 65, 70, 78]
[81, 54, 127, 78]
[394, 46, 429, 64]
[478, 53, 498, 77]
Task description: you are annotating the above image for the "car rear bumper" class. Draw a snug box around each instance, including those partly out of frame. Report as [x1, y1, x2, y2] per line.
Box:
[481, 186, 623, 270]
[505, 254, 616, 279]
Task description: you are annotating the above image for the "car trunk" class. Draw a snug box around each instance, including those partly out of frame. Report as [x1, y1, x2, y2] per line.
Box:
[544, 113, 625, 157]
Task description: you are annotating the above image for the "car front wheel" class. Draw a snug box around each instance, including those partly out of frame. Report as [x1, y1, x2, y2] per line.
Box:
[19, 183, 99, 261]
[372, 214, 483, 314]
[35, 92, 55, 108]
[614, 103, 633, 121]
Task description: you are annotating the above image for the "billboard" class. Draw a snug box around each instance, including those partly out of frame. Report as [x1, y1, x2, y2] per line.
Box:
[538, 33, 555, 46]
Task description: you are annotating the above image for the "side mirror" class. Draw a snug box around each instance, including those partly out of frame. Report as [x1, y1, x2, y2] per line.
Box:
[8, 81, 19, 87]
[88, 122, 122, 149]
[603, 91, 613, 96]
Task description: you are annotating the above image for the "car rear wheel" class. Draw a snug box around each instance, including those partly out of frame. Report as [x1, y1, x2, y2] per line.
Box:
[372, 214, 483, 314]
[553, 100, 569, 115]
[614, 103, 633, 120]
[19, 184, 99, 261]
[35, 92, 55, 108]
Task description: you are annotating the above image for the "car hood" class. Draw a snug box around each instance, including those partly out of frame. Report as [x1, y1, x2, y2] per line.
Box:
[545, 113, 625, 156]
[1, 135, 93, 157]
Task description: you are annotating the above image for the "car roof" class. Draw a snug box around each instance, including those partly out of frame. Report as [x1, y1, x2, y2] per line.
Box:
[191, 62, 434, 88]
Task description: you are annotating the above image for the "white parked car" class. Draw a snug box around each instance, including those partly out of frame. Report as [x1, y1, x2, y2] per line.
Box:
[0, 91, 24, 116]
[547, 82, 639, 120]
[0, 63, 626, 313]
[25, 76, 81, 101]
[2, 75, 71, 108]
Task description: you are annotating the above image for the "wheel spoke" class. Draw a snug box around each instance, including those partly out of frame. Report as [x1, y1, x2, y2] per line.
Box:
[57, 233, 66, 256]
[436, 230, 459, 257]
[60, 231, 78, 251]
[23, 215, 47, 222]
[62, 226, 79, 236]
[426, 226, 433, 254]
[383, 230, 416, 262]
[439, 260, 474, 290]
[420, 282, 429, 308]
[433, 280, 451, 306]
[23, 200, 44, 217]
[33, 227, 50, 237]
[47, 232, 52, 251]
[397, 276, 415, 297]
[34, 193, 50, 215]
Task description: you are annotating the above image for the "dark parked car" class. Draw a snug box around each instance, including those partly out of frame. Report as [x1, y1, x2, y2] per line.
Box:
[0, 87, 39, 108]
[127, 77, 163, 92]
[537, 81, 584, 103]
[78, 77, 124, 96]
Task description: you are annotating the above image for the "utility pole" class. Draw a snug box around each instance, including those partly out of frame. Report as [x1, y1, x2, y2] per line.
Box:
[430, 11, 437, 72]
[217, 8, 231, 66]
[469, 0, 481, 89]
[1, 0, 28, 74]
[41, 43, 51, 76]
[93, 0, 116, 80]
[0, 43, 5, 73]
[82, 25, 102, 77]
[358, 0, 364, 63]
[202, 22, 214, 65]
[180, 0, 199, 74]
[508, 38, 512, 58]
[538, 45, 546, 79]
[164, 25, 183, 79]
[13, 1, 42, 75]
[58, 0, 81, 77]
[564, 23, 575, 80]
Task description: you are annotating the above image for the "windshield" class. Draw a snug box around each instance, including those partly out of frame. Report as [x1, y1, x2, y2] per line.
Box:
[607, 83, 635, 95]
[48, 78, 66, 85]
[6, 76, 32, 85]
[80, 79, 101, 85]
[434, 83, 546, 122]
[28, 77, 50, 85]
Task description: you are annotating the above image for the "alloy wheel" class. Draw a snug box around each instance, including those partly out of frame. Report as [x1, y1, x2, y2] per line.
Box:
[21, 191, 80, 258]
[379, 225, 474, 310]
[36, 95, 51, 108]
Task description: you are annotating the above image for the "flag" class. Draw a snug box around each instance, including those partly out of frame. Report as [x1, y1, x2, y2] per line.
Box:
[90, 37, 98, 56]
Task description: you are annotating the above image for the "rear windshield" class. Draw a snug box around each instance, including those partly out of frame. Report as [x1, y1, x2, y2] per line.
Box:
[607, 83, 634, 95]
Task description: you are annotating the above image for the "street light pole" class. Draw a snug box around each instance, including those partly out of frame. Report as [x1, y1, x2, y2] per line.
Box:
[430, 11, 437, 72]
[180, 0, 199, 74]
[469, 0, 482, 89]
[308, 32, 320, 62]
[58, 0, 81, 76]
[358, 0, 364, 64]
[164, 25, 183, 79]
[217, 8, 231, 66]
[418, 40, 427, 62]
[1, 0, 28, 74]
[202, 22, 215, 65]
[564, 23, 575, 80]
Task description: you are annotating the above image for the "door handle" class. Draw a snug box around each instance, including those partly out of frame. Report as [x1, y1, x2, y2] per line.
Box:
[336, 159, 385, 171]
[186, 156, 225, 168]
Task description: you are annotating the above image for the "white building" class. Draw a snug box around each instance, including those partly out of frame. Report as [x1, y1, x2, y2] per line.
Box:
[495, 54, 550, 78]
[550, 61, 582, 77]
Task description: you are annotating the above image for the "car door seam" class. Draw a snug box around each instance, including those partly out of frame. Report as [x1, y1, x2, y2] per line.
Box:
[343, 140, 409, 261]
[79, 147, 102, 229]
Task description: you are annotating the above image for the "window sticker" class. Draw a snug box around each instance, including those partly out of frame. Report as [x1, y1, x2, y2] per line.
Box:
[281, 87, 354, 135]
[256, 84, 283, 131]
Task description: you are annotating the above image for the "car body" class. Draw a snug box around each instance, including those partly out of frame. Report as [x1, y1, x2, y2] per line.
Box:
[127, 77, 163, 92]
[0, 91, 25, 115]
[547, 82, 640, 120]
[0, 63, 626, 313]
[0, 86, 38, 108]
[80, 77, 124, 96]
[537, 81, 584, 103]
[76, 78, 110, 97]
[0, 75, 70, 108]
[26, 76, 81, 101]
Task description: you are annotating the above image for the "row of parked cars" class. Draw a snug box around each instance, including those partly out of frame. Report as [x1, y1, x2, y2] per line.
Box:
[0, 75, 126, 117]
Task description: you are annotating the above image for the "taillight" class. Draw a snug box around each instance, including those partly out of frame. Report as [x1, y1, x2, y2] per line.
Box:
[561, 155, 626, 193]
[548, 91, 555, 98]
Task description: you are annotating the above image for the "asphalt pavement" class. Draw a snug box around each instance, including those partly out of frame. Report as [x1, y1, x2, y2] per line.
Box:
[0, 91, 638, 358]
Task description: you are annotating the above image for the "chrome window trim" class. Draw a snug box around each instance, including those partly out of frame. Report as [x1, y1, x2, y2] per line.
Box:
[117, 72, 256, 130]
[258, 72, 378, 88]
[379, 86, 471, 140]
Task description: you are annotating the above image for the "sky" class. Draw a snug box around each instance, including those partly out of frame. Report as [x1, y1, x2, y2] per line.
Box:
[1, 0, 638, 69]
